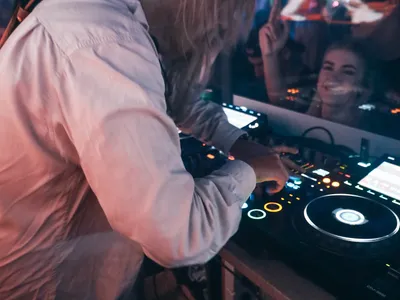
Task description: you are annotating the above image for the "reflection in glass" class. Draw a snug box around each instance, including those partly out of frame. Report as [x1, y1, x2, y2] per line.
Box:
[227, 0, 400, 139]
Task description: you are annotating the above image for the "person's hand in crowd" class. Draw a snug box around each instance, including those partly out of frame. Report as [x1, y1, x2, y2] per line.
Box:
[259, 0, 290, 57]
[230, 140, 303, 194]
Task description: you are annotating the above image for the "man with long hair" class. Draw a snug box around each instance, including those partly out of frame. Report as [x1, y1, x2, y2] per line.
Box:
[0, 0, 292, 298]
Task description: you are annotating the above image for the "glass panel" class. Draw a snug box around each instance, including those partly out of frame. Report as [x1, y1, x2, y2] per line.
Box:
[229, 0, 400, 139]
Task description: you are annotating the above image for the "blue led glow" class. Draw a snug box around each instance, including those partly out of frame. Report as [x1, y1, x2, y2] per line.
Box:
[294, 180, 302, 185]
[286, 182, 300, 190]
[249, 193, 255, 201]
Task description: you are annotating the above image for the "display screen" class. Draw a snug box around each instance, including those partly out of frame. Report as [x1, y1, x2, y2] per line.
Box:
[223, 107, 257, 129]
[359, 161, 400, 201]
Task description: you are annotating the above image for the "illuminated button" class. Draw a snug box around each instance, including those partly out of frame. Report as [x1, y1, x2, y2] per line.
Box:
[393, 200, 400, 206]
[289, 194, 293, 197]
[332, 182, 340, 188]
[241, 203, 248, 209]
[287, 201, 292, 204]
[345, 174, 351, 178]
[333, 208, 367, 225]
[207, 154, 215, 159]
[322, 178, 331, 184]
[249, 123, 259, 129]
[296, 197, 300, 200]
[281, 197, 285, 201]
[228, 155, 235, 160]
[247, 209, 267, 220]
[294, 180, 302, 185]
[264, 202, 283, 213]
[358, 162, 371, 168]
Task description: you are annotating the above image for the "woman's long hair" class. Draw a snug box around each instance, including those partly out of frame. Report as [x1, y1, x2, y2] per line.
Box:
[142, 0, 256, 115]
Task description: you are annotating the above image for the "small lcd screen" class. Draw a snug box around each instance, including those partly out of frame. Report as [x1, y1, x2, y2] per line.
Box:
[223, 107, 257, 129]
[359, 161, 400, 200]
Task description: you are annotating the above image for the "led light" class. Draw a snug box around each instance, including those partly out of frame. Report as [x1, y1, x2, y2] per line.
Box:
[332, 182, 340, 188]
[333, 208, 367, 226]
[241, 203, 248, 209]
[294, 180, 302, 185]
[322, 178, 331, 184]
[249, 122, 259, 129]
[207, 154, 215, 160]
[247, 209, 266, 220]
[264, 202, 283, 213]
[313, 169, 330, 176]
[301, 174, 317, 181]
[358, 162, 371, 168]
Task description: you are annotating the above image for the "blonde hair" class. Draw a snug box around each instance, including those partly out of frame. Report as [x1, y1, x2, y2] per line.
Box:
[142, 0, 256, 112]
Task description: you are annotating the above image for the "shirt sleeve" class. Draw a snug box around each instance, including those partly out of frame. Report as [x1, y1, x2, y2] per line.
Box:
[171, 95, 247, 154]
[57, 39, 257, 268]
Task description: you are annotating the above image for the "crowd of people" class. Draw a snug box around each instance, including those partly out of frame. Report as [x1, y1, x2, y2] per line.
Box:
[231, 0, 400, 134]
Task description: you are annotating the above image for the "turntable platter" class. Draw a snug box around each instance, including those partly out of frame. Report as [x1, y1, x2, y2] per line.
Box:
[294, 194, 400, 256]
[304, 194, 400, 242]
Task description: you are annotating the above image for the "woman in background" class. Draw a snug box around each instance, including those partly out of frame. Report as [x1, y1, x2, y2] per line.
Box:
[259, 0, 378, 128]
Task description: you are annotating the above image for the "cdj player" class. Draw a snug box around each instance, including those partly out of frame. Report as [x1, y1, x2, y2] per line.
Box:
[236, 154, 400, 300]
[180, 102, 400, 300]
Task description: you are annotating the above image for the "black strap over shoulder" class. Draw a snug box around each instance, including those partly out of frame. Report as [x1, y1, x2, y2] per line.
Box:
[0, 0, 42, 49]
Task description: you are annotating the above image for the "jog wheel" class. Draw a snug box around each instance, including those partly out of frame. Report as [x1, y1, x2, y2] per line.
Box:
[293, 194, 400, 258]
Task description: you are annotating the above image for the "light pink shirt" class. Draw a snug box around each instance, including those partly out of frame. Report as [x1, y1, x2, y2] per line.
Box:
[0, 0, 256, 298]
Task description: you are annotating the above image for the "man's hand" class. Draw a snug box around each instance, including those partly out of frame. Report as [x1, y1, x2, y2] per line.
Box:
[230, 139, 302, 194]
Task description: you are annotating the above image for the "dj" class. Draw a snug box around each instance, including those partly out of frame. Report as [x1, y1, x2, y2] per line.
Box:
[0, 0, 295, 298]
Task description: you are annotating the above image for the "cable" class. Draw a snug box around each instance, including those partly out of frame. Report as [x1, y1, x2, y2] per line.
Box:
[301, 126, 335, 145]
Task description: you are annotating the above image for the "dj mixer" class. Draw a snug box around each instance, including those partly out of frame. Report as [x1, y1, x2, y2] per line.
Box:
[236, 154, 400, 300]
[180, 104, 400, 300]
